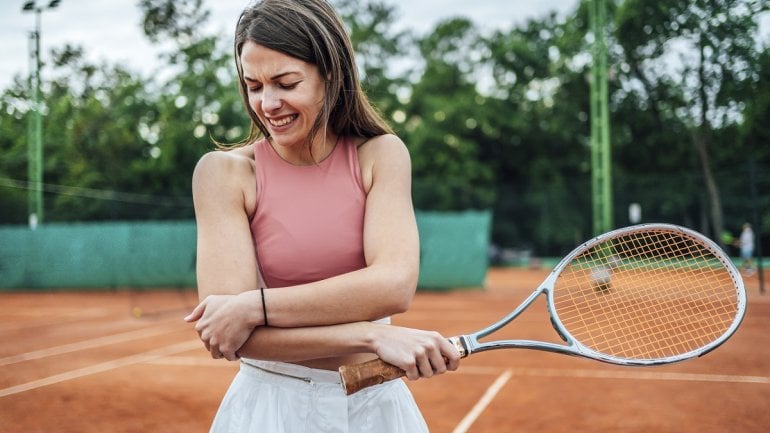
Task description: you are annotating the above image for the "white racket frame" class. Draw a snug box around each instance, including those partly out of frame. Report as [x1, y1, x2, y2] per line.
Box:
[449, 223, 748, 366]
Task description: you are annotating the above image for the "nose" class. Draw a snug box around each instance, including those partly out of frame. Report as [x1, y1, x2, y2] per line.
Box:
[261, 87, 282, 113]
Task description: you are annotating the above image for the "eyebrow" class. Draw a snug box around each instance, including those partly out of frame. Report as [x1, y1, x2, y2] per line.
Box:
[243, 71, 301, 82]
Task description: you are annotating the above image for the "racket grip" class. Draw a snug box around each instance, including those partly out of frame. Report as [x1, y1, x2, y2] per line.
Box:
[338, 358, 405, 395]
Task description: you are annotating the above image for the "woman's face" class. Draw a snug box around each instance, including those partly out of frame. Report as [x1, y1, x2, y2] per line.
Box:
[240, 40, 326, 153]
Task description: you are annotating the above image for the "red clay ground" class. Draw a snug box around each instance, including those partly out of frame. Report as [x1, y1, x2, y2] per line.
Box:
[1, 268, 768, 433]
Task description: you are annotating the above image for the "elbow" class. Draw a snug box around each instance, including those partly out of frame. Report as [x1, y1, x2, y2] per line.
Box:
[390, 297, 412, 315]
[381, 265, 419, 315]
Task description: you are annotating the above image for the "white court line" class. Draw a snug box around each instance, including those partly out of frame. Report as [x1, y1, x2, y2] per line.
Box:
[452, 369, 513, 433]
[0, 340, 199, 398]
[454, 365, 770, 385]
[0, 325, 185, 366]
[509, 366, 770, 385]
[144, 356, 234, 367]
[0, 308, 115, 333]
[450, 367, 769, 433]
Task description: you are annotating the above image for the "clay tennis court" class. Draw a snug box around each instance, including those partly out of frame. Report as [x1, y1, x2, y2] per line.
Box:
[1, 267, 768, 433]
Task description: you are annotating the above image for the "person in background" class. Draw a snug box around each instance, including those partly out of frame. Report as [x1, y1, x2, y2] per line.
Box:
[184, 1, 460, 432]
[738, 222, 755, 276]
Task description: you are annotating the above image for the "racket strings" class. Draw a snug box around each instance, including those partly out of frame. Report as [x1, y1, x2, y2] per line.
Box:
[589, 261, 735, 358]
[552, 228, 739, 361]
[561, 277, 729, 358]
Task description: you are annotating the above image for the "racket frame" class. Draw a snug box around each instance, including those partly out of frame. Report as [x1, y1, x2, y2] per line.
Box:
[451, 223, 747, 366]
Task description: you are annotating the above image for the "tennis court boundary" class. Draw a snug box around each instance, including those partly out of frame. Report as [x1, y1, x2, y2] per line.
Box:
[0, 340, 199, 398]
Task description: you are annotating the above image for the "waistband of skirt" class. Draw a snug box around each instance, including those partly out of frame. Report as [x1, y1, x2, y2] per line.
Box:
[240, 359, 342, 385]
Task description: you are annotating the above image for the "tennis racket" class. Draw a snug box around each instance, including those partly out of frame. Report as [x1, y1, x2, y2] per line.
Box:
[339, 223, 747, 395]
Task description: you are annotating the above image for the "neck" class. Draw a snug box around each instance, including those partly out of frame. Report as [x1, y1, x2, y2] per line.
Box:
[271, 133, 339, 166]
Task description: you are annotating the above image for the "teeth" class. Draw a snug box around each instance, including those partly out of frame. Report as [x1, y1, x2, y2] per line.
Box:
[268, 115, 296, 127]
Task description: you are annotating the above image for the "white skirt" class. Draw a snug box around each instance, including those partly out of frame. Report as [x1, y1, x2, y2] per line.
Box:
[209, 359, 429, 433]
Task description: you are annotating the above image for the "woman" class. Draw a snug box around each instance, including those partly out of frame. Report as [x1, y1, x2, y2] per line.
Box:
[184, 0, 460, 431]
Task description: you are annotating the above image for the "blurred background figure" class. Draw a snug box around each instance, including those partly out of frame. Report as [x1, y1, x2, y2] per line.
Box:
[738, 223, 755, 276]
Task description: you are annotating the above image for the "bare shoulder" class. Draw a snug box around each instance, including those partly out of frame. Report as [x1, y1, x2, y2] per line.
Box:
[192, 145, 256, 209]
[356, 135, 411, 192]
[357, 134, 408, 155]
[194, 146, 254, 184]
[356, 134, 411, 169]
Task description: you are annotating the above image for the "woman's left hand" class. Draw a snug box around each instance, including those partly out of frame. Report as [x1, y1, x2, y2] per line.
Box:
[370, 325, 461, 380]
[184, 291, 263, 361]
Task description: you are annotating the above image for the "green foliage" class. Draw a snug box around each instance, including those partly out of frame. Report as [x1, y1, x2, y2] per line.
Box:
[614, 0, 769, 241]
[333, 0, 408, 115]
[1, 0, 768, 256]
[139, 0, 210, 44]
[408, 18, 496, 211]
[0, 77, 30, 222]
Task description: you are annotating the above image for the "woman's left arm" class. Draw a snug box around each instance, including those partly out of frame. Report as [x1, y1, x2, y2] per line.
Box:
[262, 134, 420, 326]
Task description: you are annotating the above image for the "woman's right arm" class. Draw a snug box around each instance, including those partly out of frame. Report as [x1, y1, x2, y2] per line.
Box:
[191, 150, 266, 358]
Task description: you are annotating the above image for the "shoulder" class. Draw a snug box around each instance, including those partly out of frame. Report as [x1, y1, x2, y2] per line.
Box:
[356, 134, 411, 169]
[356, 133, 407, 152]
[355, 135, 411, 192]
[195, 145, 253, 181]
[192, 145, 256, 206]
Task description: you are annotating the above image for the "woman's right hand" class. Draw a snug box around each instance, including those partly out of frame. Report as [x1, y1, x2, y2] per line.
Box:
[369, 325, 461, 380]
[184, 290, 263, 361]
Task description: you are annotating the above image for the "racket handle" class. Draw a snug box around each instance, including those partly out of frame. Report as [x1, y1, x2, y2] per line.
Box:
[339, 337, 469, 395]
[339, 358, 405, 395]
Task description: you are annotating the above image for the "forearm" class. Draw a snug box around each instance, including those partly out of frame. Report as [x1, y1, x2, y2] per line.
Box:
[186, 272, 414, 362]
[236, 321, 377, 362]
[233, 320, 463, 382]
[264, 262, 417, 328]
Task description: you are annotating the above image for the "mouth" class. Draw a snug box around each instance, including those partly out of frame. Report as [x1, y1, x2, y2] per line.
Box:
[266, 114, 298, 128]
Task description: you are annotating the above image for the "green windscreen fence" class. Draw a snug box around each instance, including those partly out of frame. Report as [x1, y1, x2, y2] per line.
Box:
[0, 211, 491, 291]
[0, 221, 197, 290]
[415, 210, 492, 290]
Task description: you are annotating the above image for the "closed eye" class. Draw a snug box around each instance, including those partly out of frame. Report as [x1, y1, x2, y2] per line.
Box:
[244, 82, 298, 93]
[280, 81, 300, 90]
[244, 78, 262, 93]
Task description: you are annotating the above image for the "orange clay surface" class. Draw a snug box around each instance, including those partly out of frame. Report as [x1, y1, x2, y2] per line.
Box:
[1, 268, 769, 433]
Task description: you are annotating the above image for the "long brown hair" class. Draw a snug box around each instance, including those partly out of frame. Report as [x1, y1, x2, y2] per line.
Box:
[228, 0, 393, 149]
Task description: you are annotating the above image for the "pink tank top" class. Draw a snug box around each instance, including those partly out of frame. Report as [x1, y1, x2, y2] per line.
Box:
[250, 137, 367, 288]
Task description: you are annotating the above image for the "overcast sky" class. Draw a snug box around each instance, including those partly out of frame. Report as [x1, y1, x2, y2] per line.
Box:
[1, 0, 768, 91]
[0, 0, 581, 89]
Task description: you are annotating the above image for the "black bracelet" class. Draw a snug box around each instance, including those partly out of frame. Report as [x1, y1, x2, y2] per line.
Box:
[260, 287, 269, 327]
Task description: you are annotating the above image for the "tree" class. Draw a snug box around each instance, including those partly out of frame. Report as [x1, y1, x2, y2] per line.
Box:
[482, 10, 593, 252]
[406, 18, 496, 211]
[739, 48, 770, 233]
[0, 77, 35, 222]
[43, 45, 163, 220]
[333, 0, 409, 119]
[615, 0, 769, 241]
